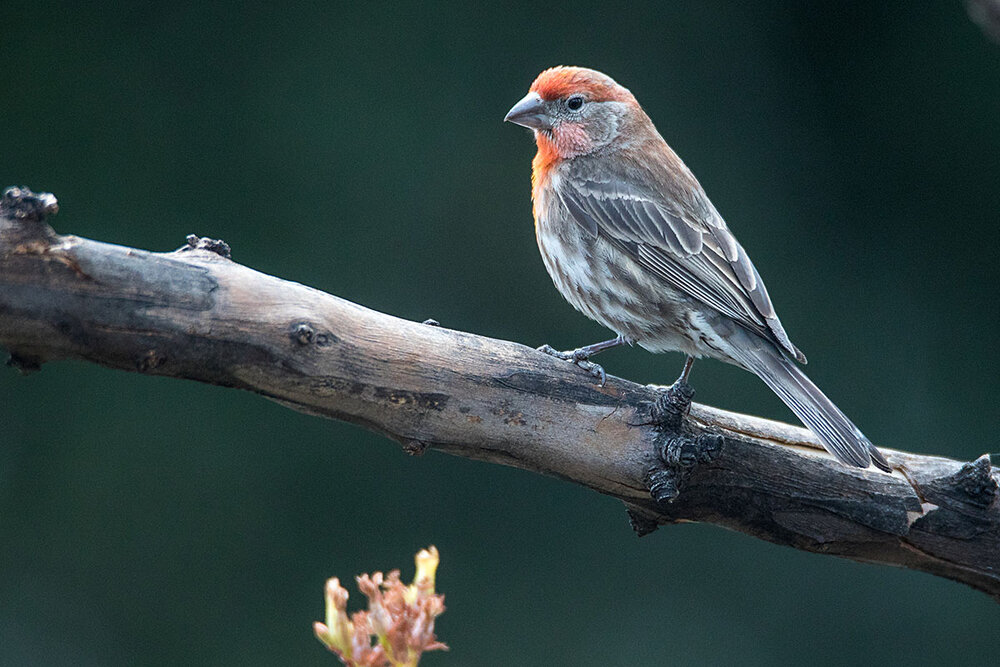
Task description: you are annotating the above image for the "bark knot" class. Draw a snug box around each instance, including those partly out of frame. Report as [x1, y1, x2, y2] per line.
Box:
[179, 234, 232, 258]
[945, 455, 998, 508]
[1, 186, 59, 222]
[289, 322, 338, 347]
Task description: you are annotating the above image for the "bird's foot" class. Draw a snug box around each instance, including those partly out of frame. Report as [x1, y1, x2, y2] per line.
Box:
[666, 378, 694, 413]
[649, 355, 696, 426]
[650, 379, 694, 430]
[537, 344, 607, 386]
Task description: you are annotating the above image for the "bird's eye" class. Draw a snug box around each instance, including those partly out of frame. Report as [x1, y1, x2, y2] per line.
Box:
[566, 95, 585, 111]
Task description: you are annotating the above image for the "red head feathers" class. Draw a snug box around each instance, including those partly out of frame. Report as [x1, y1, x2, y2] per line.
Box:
[529, 66, 634, 104]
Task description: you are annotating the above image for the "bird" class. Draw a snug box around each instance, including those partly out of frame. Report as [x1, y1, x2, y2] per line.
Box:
[504, 66, 890, 472]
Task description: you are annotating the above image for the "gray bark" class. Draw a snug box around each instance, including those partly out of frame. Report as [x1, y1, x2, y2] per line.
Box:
[2, 187, 998, 601]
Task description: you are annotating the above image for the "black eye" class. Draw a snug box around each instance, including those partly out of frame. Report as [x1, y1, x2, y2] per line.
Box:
[566, 95, 585, 111]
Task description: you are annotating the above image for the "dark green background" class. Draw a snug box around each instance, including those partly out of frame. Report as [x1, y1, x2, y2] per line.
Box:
[3, 1, 999, 664]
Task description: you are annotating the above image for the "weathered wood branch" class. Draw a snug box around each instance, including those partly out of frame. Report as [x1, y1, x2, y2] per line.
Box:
[2, 187, 998, 600]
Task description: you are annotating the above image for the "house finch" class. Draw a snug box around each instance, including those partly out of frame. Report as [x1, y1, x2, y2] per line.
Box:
[505, 66, 889, 471]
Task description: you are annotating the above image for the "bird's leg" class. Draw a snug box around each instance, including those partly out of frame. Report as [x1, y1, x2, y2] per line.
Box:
[651, 356, 696, 426]
[674, 355, 695, 387]
[668, 355, 696, 408]
[537, 334, 629, 386]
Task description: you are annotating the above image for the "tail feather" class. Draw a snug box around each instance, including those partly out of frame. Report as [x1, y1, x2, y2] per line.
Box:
[734, 343, 890, 472]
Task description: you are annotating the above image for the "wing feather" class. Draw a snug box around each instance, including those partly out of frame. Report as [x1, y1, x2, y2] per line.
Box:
[557, 173, 805, 362]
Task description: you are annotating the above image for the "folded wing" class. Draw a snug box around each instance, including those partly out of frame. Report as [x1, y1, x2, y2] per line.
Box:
[556, 175, 806, 363]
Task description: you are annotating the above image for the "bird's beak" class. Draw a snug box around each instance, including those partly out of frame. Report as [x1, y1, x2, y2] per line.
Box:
[504, 92, 551, 130]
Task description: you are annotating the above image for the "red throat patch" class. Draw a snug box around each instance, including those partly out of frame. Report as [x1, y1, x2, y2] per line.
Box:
[531, 133, 559, 192]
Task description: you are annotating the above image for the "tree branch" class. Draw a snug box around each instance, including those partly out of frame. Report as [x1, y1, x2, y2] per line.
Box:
[2, 187, 998, 600]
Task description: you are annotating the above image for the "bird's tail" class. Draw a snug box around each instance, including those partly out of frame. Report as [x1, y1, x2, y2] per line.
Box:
[732, 340, 890, 472]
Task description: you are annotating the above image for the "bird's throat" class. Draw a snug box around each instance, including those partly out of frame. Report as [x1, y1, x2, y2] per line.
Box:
[531, 131, 561, 189]
[531, 125, 591, 197]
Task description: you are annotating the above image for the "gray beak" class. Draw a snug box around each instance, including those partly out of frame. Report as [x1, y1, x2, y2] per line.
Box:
[504, 92, 550, 130]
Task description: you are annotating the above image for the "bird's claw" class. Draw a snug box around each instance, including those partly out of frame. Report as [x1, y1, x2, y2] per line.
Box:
[536, 343, 570, 360]
[649, 380, 695, 428]
[537, 344, 608, 386]
[665, 378, 693, 405]
[579, 359, 607, 385]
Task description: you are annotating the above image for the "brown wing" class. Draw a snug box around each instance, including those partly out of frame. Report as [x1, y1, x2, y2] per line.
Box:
[556, 173, 806, 363]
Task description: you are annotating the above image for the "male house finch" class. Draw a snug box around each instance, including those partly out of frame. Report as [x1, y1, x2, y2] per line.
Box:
[505, 66, 889, 471]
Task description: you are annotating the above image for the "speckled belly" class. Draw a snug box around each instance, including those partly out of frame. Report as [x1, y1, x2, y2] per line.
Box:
[534, 211, 719, 359]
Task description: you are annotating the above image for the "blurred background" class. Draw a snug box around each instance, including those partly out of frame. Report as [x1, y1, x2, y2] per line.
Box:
[3, 1, 1000, 664]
